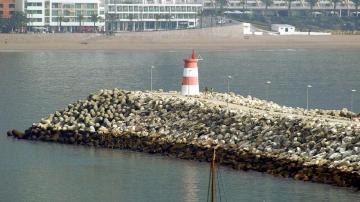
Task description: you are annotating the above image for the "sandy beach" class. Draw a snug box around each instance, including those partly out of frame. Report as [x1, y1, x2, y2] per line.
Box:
[1, 25, 360, 51]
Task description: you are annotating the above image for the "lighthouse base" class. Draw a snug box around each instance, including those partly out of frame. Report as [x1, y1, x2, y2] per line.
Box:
[181, 85, 199, 96]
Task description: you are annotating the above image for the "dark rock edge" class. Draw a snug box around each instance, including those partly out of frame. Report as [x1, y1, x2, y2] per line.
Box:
[7, 127, 360, 189]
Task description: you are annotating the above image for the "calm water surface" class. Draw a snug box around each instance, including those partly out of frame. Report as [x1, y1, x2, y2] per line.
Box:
[0, 49, 359, 201]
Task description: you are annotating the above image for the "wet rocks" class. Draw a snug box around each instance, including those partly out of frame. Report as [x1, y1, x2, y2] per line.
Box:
[6, 89, 360, 188]
[8, 129, 25, 139]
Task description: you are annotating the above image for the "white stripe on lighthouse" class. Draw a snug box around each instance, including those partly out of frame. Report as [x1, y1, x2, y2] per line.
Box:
[182, 85, 199, 95]
[183, 68, 198, 77]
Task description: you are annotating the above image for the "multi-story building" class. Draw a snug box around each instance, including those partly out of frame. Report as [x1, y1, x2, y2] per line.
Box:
[0, 0, 16, 18]
[105, 0, 203, 32]
[25, 0, 105, 32]
[203, 0, 358, 11]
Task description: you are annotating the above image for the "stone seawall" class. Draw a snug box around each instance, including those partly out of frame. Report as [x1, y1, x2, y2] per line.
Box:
[7, 89, 360, 188]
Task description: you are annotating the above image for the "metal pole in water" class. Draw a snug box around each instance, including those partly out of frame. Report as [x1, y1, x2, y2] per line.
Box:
[266, 81, 271, 100]
[211, 148, 216, 202]
[351, 89, 356, 111]
[307, 85, 312, 110]
[150, 65, 155, 91]
[227, 75, 232, 112]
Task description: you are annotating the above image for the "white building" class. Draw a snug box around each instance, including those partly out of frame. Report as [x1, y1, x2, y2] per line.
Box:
[105, 0, 203, 32]
[271, 24, 295, 35]
[25, 0, 105, 32]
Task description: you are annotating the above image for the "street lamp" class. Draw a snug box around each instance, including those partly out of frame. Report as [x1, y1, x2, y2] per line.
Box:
[265, 80, 271, 100]
[306, 85, 312, 110]
[351, 89, 357, 111]
[227, 75, 232, 111]
[150, 65, 155, 91]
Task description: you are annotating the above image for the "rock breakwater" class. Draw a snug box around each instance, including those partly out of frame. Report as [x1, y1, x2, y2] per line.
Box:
[7, 89, 360, 188]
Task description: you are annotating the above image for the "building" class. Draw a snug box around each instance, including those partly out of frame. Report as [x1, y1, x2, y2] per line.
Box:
[271, 24, 295, 35]
[105, 0, 203, 32]
[25, 0, 105, 32]
[202, 0, 358, 12]
[0, 0, 16, 18]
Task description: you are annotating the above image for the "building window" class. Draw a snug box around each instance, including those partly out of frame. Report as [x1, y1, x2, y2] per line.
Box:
[87, 4, 95, 9]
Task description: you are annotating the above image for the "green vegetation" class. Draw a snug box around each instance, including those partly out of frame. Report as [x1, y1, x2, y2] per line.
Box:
[227, 11, 360, 32]
[90, 14, 100, 32]
[0, 11, 28, 32]
[77, 14, 84, 32]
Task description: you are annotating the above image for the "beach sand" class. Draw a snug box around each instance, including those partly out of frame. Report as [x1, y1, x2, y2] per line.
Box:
[0, 25, 360, 51]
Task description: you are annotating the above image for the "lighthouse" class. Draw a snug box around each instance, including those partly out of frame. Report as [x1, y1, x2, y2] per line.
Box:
[181, 50, 200, 96]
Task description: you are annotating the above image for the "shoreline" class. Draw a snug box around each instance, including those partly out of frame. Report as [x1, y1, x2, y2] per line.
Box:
[6, 89, 360, 188]
[1, 26, 360, 50]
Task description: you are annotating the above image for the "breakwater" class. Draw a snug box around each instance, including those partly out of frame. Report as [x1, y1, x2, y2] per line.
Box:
[7, 89, 360, 188]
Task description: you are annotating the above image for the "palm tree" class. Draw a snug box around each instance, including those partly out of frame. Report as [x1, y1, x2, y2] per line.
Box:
[155, 14, 160, 30]
[128, 14, 134, 31]
[352, 0, 360, 16]
[58, 15, 63, 32]
[287, 0, 293, 17]
[90, 14, 99, 32]
[261, 0, 274, 15]
[77, 14, 84, 32]
[307, 0, 318, 13]
[331, 0, 341, 16]
[197, 9, 204, 28]
[165, 14, 171, 30]
[352, 0, 360, 29]
[216, 0, 227, 25]
[240, 0, 246, 11]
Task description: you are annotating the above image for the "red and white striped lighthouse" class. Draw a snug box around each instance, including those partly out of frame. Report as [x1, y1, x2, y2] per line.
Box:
[182, 50, 199, 96]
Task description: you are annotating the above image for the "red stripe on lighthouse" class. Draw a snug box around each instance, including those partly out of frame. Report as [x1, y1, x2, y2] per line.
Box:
[182, 77, 198, 85]
[183, 60, 198, 68]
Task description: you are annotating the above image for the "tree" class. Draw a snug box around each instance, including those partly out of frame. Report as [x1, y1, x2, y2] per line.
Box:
[352, 0, 360, 29]
[9, 11, 27, 32]
[57, 15, 63, 32]
[307, 0, 318, 14]
[216, 0, 228, 25]
[197, 9, 204, 28]
[240, 0, 246, 11]
[331, 0, 341, 16]
[287, 0, 293, 17]
[352, 0, 360, 17]
[90, 14, 100, 32]
[155, 14, 160, 30]
[105, 13, 116, 33]
[77, 14, 84, 32]
[128, 14, 134, 31]
[261, 0, 274, 15]
[165, 14, 171, 30]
